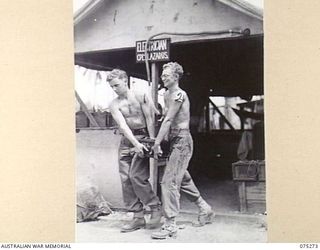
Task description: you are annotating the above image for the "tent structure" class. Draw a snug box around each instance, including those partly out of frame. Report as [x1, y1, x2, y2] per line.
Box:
[74, 0, 263, 97]
[74, 0, 265, 211]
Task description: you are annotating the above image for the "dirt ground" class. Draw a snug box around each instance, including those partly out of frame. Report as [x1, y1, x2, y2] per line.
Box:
[76, 211, 267, 243]
[76, 175, 267, 242]
[76, 130, 267, 242]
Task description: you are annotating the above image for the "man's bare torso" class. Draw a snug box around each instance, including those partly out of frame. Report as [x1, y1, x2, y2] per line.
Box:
[112, 91, 146, 130]
[164, 89, 190, 130]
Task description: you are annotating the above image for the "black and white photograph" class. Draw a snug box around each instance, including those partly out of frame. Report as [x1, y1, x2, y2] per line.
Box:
[74, 0, 265, 243]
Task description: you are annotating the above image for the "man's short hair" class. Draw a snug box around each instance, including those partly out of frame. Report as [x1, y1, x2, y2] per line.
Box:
[163, 62, 184, 79]
[106, 69, 128, 83]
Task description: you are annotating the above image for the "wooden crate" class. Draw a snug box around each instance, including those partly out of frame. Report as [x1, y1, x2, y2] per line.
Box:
[106, 112, 116, 127]
[258, 161, 265, 181]
[232, 160, 265, 181]
[237, 181, 266, 213]
[76, 111, 89, 128]
[91, 111, 107, 127]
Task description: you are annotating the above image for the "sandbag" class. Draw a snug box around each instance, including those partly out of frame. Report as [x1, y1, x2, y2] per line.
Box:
[77, 184, 112, 222]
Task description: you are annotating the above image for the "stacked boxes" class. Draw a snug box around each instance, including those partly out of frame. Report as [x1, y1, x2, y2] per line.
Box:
[232, 160, 266, 213]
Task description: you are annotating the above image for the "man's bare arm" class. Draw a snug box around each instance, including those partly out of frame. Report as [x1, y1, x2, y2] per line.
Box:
[140, 93, 155, 138]
[110, 102, 147, 152]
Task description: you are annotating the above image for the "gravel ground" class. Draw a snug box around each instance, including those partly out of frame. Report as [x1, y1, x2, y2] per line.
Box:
[76, 211, 267, 243]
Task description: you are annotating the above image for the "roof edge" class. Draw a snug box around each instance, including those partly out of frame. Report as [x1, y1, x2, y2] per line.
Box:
[74, 0, 104, 26]
[74, 34, 263, 55]
[217, 0, 263, 21]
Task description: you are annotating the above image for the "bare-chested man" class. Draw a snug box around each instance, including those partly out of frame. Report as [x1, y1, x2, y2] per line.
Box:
[107, 69, 161, 233]
[151, 62, 214, 239]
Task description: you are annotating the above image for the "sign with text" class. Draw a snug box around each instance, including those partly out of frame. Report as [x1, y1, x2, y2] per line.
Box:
[136, 38, 170, 63]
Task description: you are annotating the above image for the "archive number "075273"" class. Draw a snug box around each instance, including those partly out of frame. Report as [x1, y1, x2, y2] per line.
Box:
[300, 244, 318, 249]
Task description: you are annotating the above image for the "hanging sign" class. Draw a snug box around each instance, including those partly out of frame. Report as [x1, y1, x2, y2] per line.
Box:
[136, 38, 171, 63]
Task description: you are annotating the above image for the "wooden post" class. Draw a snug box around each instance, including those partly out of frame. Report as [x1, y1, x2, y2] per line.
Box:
[240, 106, 245, 131]
[205, 99, 210, 133]
[150, 63, 159, 193]
[238, 181, 247, 212]
[75, 90, 99, 127]
[151, 63, 159, 108]
[209, 99, 235, 130]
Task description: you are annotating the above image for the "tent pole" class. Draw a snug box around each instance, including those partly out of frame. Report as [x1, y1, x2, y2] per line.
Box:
[150, 63, 159, 194]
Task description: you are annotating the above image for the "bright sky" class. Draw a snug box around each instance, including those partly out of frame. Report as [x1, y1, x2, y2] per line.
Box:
[243, 0, 263, 9]
[73, 0, 263, 14]
[73, 0, 90, 14]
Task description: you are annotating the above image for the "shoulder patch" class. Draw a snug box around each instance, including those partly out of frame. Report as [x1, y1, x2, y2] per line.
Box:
[174, 91, 184, 103]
